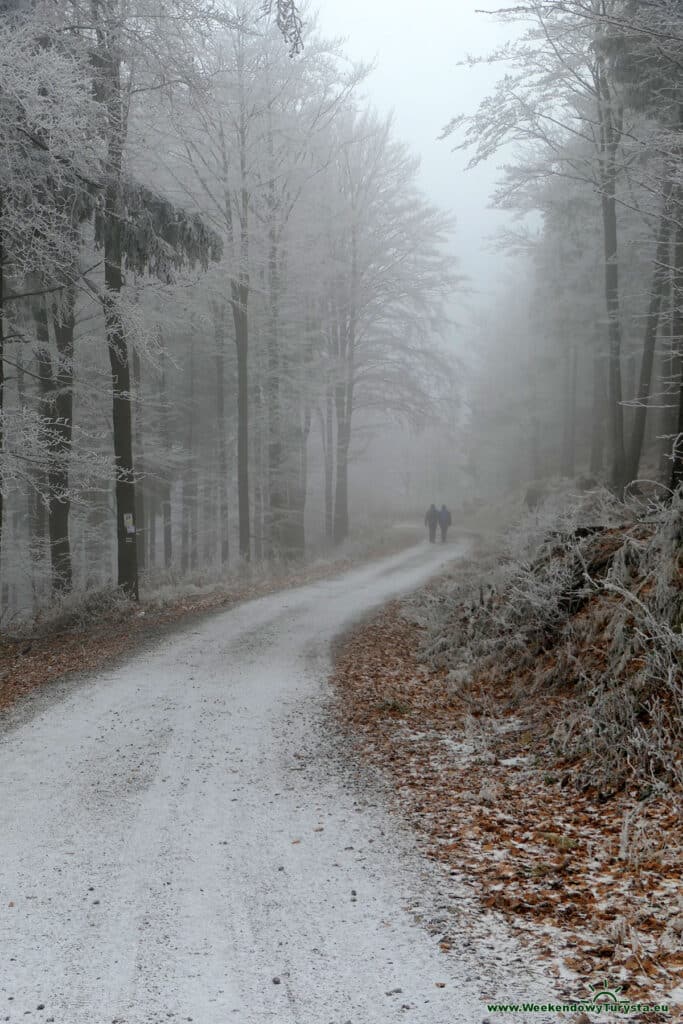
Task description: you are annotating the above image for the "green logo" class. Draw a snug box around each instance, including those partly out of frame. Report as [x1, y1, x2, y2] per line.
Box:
[587, 980, 624, 1003]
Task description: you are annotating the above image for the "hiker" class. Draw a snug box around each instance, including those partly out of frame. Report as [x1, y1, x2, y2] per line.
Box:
[425, 503, 438, 543]
[439, 504, 452, 542]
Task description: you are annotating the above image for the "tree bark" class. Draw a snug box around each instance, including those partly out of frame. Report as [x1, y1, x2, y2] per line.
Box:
[98, 21, 139, 599]
[596, 55, 626, 493]
[252, 374, 264, 562]
[561, 339, 578, 478]
[213, 304, 229, 567]
[626, 178, 674, 483]
[292, 404, 311, 558]
[333, 382, 351, 544]
[158, 349, 173, 569]
[267, 233, 286, 557]
[333, 220, 358, 545]
[148, 489, 157, 569]
[324, 385, 334, 541]
[590, 343, 607, 476]
[181, 337, 197, 574]
[35, 291, 74, 592]
[233, 291, 250, 561]
[0, 203, 5, 582]
[49, 285, 75, 591]
[105, 267, 138, 597]
[601, 183, 626, 492]
[669, 215, 683, 492]
[132, 347, 146, 573]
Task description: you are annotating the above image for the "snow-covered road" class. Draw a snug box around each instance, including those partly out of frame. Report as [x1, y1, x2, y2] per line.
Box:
[0, 541, 553, 1024]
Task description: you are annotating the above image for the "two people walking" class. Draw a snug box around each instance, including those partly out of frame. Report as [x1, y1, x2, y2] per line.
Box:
[425, 503, 451, 543]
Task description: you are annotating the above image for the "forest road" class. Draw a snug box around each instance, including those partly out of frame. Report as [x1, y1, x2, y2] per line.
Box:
[0, 540, 553, 1024]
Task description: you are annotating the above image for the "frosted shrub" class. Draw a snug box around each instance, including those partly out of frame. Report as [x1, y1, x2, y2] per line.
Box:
[408, 486, 683, 798]
[555, 495, 683, 793]
[18, 585, 133, 637]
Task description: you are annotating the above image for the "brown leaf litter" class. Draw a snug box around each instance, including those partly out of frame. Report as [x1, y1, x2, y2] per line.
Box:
[331, 601, 682, 1022]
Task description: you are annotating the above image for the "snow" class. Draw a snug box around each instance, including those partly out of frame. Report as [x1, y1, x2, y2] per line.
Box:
[0, 541, 556, 1023]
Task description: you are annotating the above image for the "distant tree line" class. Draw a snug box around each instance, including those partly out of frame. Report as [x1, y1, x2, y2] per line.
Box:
[449, 0, 683, 500]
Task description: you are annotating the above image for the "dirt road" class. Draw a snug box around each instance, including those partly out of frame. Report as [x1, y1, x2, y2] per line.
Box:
[0, 542, 553, 1023]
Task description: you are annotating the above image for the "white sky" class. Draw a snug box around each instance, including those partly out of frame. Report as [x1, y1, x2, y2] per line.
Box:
[312, 0, 516, 295]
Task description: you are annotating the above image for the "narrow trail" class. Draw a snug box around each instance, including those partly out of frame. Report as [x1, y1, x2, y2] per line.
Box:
[0, 541, 553, 1024]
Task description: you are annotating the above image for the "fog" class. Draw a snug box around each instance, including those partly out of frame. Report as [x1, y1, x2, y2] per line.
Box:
[1, 0, 681, 616]
[315, 0, 514, 287]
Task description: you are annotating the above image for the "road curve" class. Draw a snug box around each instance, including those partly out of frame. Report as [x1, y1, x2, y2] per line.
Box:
[0, 541, 552, 1024]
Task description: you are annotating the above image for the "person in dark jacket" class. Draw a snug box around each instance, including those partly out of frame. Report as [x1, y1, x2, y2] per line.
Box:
[424, 503, 438, 543]
[438, 504, 452, 542]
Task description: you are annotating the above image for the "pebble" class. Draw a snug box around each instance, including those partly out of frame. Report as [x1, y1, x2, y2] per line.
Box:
[272, 977, 281, 985]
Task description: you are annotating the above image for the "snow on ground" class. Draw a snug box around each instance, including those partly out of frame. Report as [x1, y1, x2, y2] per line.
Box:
[1, 541, 557, 1024]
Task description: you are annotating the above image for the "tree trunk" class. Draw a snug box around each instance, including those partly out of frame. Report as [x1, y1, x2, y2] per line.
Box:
[267, 218, 285, 557]
[181, 479, 190, 575]
[561, 339, 578, 478]
[324, 385, 334, 541]
[590, 343, 607, 476]
[253, 374, 264, 562]
[601, 182, 626, 493]
[190, 483, 199, 571]
[291, 405, 311, 558]
[627, 179, 674, 483]
[16, 348, 44, 604]
[158, 349, 173, 569]
[132, 347, 146, 574]
[233, 291, 250, 561]
[333, 382, 351, 544]
[49, 286, 75, 590]
[333, 222, 358, 545]
[105, 275, 138, 597]
[213, 305, 229, 567]
[530, 413, 541, 482]
[162, 485, 172, 570]
[182, 338, 197, 574]
[659, 274, 678, 479]
[27, 306, 49, 578]
[148, 489, 157, 570]
[100, 35, 138, 599]
[0, 205, 5, 582]
[596, 55, 626, 494]
[669, 215, 683, 492]
[35, 291, 74, 592]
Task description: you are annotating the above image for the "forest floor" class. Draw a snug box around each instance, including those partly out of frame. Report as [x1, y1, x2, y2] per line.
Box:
[0, 525, 420, 713]
[331, 530, 682, 1023]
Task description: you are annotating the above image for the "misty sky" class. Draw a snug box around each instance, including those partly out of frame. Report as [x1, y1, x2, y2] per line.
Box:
[313, 0, 516, 296]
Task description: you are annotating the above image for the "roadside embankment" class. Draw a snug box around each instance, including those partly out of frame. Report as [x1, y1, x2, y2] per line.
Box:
[331, 489, 682, 1022]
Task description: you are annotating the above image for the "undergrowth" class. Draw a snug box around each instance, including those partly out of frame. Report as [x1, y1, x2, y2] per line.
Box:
[406, 487, 683, 804]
